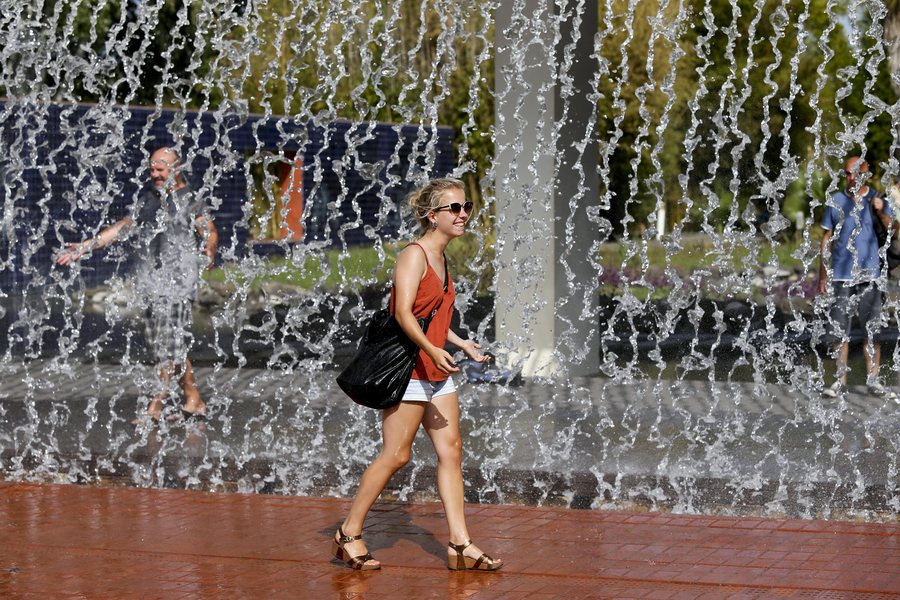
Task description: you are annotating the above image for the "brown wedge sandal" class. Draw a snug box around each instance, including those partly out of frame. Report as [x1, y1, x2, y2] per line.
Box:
[332, 527, 381, 570]
[447, 539, 503, 571]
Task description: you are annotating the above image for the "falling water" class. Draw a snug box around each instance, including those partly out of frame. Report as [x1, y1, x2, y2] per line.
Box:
[0, 0, 897, 521]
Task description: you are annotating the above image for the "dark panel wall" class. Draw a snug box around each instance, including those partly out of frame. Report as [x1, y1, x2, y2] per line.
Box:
[0, 101, 455, 291]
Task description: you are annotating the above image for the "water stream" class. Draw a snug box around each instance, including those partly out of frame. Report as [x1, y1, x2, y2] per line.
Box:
[0, 0, 897, 520]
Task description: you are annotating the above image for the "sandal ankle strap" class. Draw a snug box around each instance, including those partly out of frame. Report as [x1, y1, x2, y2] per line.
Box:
[448, 539, 473, 553]
[338, 526, 362, 544]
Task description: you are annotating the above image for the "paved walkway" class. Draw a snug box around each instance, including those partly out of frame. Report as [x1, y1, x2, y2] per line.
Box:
[1, 482, 897, 599]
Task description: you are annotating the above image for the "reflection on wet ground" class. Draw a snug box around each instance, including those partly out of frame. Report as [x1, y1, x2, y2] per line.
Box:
[1, 481, 898, 598]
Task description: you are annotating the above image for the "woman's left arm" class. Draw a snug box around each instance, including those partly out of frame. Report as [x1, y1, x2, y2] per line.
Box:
[447, 330, 491, 363]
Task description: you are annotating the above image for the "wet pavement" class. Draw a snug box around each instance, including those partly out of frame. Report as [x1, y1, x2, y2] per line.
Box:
[0, 481, 897, 598]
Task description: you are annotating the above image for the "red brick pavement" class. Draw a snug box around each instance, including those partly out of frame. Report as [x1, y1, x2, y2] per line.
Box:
[0, 481, 897, 599]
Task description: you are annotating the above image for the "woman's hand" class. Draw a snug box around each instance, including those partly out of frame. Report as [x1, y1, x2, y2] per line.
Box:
[458, 339, 492, 364]
[427, 346, 461, 374]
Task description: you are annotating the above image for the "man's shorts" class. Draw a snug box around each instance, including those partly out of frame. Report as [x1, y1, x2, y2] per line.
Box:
[830, 281, 882, 340]
[145, 299, 193, 366]
[400, 376, 457, 402]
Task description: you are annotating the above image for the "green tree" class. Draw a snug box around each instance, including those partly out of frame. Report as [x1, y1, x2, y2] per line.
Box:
[597, 0, 895, 237]
[25, 1, 209, 107]
[216, 0, 494, 229]
[885, 0, 900, 96]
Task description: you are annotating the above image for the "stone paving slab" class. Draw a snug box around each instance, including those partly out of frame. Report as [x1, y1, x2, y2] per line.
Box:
[0, 481, 897, 599]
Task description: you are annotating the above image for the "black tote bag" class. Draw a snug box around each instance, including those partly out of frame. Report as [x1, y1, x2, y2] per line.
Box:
[337, 253, 448, 410]
[336, 309, 432, 409]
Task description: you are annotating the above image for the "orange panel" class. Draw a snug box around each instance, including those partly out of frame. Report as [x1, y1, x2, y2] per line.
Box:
[278, 156, 304, 240]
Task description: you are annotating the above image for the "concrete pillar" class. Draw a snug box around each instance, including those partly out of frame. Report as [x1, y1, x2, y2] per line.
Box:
[494, 0, 599, 377]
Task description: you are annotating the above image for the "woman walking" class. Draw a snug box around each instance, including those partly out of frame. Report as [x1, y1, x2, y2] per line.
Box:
[332, 178, 502, 572]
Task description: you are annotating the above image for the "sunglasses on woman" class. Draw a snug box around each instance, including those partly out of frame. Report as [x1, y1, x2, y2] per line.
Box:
[434, 201, 474, 215]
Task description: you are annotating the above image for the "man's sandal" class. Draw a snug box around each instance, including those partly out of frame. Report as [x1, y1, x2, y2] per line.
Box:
[332, 527, 381, 570]
[447, 539, 503, 571]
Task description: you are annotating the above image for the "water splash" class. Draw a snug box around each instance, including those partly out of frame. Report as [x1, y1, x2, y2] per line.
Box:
[0, 0, 897, 521]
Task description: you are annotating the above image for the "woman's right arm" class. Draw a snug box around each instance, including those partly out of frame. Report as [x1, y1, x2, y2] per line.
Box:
[392, 247, 459, 374]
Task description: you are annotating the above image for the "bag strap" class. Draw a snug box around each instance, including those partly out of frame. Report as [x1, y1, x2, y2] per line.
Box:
[425, 252, 448, 321]
[390, 244, 450, 318]
[408, 241, 449, 293]
[871, 193, 895, 242]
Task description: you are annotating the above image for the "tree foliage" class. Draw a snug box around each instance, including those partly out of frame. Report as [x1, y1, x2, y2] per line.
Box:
[596, 0, 898, 237]
[9, 0, 898, 238]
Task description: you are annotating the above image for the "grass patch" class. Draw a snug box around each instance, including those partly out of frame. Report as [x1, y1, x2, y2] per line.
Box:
[204, 244, 400, 292]
[203, 232, 496, 294]
[599, 232, 815, 274]
[597, 231, 820, 302]
[203, 231, 816, 302]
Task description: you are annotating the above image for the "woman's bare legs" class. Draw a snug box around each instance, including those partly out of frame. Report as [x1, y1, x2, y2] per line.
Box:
[423, 393, 500, 567]
[338, 401, 426, 565]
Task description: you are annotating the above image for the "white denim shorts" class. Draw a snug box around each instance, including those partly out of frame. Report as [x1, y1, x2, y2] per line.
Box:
[400, 376, 457, 402]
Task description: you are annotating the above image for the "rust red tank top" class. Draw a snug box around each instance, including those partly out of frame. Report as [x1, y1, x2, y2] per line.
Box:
[389, 242, 455, 381]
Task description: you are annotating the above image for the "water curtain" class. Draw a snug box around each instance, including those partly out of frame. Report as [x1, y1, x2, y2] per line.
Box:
[0, 0, 897, 520]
